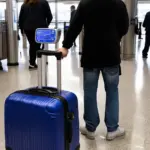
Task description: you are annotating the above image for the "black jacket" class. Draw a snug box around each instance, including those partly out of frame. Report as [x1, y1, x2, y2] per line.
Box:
[70, 10, 76, 23]
[63, 0, 129, 68]
[19, 0, 52, 32]
[143, 11, 150, 34]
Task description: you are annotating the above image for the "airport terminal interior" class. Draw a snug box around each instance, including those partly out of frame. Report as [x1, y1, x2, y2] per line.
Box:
[1, 0, 150, 150]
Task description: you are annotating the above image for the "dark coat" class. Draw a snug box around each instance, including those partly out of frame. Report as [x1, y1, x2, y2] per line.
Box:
[19, 0, 52, 33]
[63, 0, 129, 68]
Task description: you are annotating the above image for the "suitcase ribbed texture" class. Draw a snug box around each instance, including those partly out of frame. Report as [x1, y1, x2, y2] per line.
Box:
[5, 90, 79, 150]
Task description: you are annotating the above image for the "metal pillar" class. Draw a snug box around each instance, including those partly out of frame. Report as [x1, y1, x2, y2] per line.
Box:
[55, 0, 58, 29]
[44, 44, 48, 63]
[55, 0, 58, 50]
[6, 0, 18, 66]
[121, 0, 138, 60]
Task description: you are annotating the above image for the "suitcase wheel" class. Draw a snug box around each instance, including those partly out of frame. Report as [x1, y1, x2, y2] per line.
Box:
[75, 145, 80, 150]
[6, 147, 12, 150]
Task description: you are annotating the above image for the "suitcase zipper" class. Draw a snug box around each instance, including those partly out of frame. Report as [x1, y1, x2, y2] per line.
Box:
[51, 95, 74, 150]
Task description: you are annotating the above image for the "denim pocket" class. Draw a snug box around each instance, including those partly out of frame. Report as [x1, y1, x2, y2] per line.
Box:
[103, 65, 119, 76]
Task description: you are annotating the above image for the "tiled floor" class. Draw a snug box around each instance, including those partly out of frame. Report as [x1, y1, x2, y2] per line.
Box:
[1, 38, 150, 150]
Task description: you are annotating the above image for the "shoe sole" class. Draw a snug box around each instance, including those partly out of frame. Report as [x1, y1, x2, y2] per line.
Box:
[142, 55, 147, 58]
[29, 68, 37, 71]
[106, 132, 125, 141]
[80, 132, 95, 140]
[143, 55, 147, 58]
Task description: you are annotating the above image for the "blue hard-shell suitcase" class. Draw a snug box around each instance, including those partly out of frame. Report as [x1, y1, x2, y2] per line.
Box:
[5, 51, 80, 150]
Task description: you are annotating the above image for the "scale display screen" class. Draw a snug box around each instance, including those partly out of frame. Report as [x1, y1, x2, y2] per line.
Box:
[35, 29, 57, 43]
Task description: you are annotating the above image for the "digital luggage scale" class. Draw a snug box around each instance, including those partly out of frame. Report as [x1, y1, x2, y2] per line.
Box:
[35, 28, 61, 44]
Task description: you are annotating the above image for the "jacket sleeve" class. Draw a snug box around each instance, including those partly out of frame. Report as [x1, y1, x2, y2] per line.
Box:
[143, 13, 148, 28]
[44, 1, 53, 26]
[116, 1, 129, 39]
[63, 2, 84, 49]
[19, 5, 24, 34]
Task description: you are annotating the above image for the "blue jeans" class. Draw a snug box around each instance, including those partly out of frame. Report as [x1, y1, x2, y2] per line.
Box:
[83, 66, 119, 132]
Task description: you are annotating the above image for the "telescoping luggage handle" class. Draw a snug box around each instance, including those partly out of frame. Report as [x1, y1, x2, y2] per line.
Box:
[37, 50, 62, 93]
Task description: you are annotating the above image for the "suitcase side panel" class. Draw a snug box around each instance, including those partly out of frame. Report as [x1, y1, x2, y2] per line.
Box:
[5, 93, 66, 150]
[60, 91, 80, 150]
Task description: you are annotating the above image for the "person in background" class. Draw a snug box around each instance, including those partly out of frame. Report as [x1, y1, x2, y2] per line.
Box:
[70, 5, 76, 47]
[59, 0, 129, 140]
[70, 5, 76, 23]
[142, 11, 150, 58]
[19, 0, 53, 70]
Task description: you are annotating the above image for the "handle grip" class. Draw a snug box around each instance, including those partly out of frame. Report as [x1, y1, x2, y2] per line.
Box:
[37, 50, 62, 93]
[37, 50, 62, 60]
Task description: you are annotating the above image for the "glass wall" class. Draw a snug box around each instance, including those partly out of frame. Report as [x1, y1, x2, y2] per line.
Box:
[16, 1, 79, 49]
[0, 2, 6, 20]
[0, 1, 79, 22]
[17, 2, 79, 28]
[0, 1, 149, 23]
[138, 2, 150, 35]
[17, 2, 78, 21]
[138, 2, 150, 22]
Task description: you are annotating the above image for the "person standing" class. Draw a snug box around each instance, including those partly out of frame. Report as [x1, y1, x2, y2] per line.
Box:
[70, 5, 76, 23]
[19, 0, 53, 70]
[59, 0, 129, 140]
[142, 11, 150, 58]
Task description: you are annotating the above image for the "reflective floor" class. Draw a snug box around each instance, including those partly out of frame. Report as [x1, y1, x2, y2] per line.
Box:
[1, 37, 150, 150]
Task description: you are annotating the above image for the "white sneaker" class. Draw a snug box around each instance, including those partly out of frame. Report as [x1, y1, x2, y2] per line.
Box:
[106, 127, 125, 141]
[80, 127, 95, 140]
